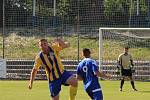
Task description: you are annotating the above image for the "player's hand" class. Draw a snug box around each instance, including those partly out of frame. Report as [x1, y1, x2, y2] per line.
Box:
[28, 82, 32, 90]
[105, 73, 112, 80]
[116, 69, 121, 75]
[54, 37, 64, 43]
[131, 67, 135, 73]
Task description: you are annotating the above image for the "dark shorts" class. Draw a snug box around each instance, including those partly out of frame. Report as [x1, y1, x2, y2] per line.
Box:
[121, 68, 132, 76]
[48, 70, 73, 97]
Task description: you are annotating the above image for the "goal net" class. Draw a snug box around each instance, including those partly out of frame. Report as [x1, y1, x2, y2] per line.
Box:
[99, 28, 150, 81]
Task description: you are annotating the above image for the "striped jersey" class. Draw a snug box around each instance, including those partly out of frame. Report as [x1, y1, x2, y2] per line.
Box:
[34, 43, 64, 82]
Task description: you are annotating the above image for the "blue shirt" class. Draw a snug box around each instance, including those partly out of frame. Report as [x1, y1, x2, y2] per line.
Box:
[77, 58, 101, 90]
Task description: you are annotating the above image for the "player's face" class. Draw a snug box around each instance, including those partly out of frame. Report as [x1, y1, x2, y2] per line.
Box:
[39, 41, 49, 53]
[124, 48, 128, 53]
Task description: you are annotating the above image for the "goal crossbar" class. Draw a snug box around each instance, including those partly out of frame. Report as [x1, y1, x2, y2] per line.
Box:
[99, 27, 150, 30]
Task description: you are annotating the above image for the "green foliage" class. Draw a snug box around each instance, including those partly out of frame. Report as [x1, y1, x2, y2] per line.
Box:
[104, 0, 148, 25]
[57, 0, 70, 17]
[104, 0, 129, 21]
[1, 33, 150, 60]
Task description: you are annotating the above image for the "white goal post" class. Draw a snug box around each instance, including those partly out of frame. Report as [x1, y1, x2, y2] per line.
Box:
[98, 27, 150, 70]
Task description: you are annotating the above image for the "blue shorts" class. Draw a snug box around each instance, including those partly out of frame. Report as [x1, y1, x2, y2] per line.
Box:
[86, 83, 103, 100]
[48, 70, 72, 97]
[86, 89, 103, 100]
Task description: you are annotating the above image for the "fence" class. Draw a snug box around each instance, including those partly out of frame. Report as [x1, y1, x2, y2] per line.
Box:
[5, 59, 150, 81]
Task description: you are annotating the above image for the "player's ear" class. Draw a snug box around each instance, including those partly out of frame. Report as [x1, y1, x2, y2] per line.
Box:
[38, 42, 40, 47]
[81, 51, 83, 57]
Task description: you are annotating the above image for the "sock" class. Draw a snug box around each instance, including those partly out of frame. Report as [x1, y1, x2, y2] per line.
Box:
[131, 81, 135, 89]
[120, 79, 124, 89]
[69, 86, 77, 100]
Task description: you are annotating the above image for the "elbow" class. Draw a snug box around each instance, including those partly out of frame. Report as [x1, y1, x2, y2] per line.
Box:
[64, 42, 70, 48]
[77, 75, 83, 81]
[96, 71, 103, 77]
[61, 42, 70, 49]
[67, 42, 70, 47]
[31, 68, 38, 75]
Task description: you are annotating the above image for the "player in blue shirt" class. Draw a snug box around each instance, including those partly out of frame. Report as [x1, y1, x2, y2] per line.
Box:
[77, 48, 110, 100]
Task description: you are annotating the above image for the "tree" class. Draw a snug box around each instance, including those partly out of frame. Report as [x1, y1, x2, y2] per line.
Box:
[4, 0, 33, 27]
[104, 0, 148, 26]
[104, 0, 130, 23]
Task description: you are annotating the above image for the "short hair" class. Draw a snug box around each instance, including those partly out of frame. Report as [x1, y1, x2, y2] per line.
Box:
[83, 48, 91, 57]
[39, 39, 48, 43]
[124, 46, 129, 49]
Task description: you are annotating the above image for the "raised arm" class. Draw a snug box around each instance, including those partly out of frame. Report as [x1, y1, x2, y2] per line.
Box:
[54, 38, 70, 49]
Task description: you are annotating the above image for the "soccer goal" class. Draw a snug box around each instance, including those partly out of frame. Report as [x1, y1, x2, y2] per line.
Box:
[99, 28, 150, 81]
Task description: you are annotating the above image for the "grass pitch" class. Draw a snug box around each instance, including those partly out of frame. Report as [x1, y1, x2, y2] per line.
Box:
[0, 80, 150, 100]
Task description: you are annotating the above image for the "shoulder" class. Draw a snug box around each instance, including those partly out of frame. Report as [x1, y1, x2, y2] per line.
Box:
[35, 52, 43, 61]
[118, 53, 124, 57]
[78, 59, 87, 67]
[78, 60, 85, 66]
[128, 53, 133, 58]
[37, 51, 43, 58]
[36, 53, 41, 59]
[128, 53, 132, 56]
[82, 58, 96, 65]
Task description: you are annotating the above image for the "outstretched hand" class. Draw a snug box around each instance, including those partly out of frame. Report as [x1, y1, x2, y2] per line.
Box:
[105, 73, 112, 79]
[28, 82, 32, 90]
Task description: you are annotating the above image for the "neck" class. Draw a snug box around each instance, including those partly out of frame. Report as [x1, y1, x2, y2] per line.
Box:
[124, 52, 128, 55]
[42, 48, 49, 54]
[84, 56, 90, 58]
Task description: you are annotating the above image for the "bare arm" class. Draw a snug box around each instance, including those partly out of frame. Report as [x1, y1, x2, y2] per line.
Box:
[28, 68, 38, 89]
[54, 38, 70, 49]
[95, 70, 111, 79]
[77, 75, 83, 81]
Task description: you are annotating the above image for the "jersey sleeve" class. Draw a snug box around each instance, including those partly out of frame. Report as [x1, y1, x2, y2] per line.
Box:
[92, 60, 99, 73]
[52, 43, 63, 51]
[130, 54, 133, 60]
[33, 55, 42, 70]
[118, 54, 122, 62]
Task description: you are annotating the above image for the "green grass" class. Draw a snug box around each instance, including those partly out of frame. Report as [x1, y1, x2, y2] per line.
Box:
[0, 81, 150, 100]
